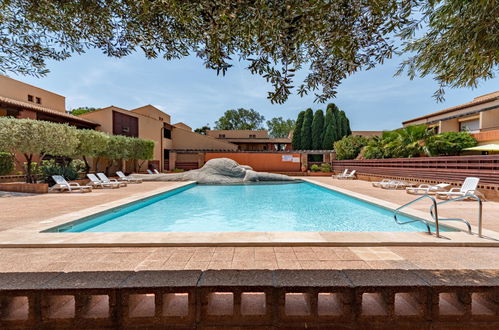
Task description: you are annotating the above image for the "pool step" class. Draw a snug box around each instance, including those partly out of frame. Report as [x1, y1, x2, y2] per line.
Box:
[0, 270, 498, 328]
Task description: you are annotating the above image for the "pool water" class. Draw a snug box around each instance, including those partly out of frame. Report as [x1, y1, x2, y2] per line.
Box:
[53, 182, 451, 233]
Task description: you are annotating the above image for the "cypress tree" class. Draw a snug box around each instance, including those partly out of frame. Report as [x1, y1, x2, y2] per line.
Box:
[338, 110, 350, 139]
[345, 115, 352, 136]
[322, 106, 336, 149]
[291, 111, 305, 150]
[300, 108, 313, 150]
[311, 109, 324, 150]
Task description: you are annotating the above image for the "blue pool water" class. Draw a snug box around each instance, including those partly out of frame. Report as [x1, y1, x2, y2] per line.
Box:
[53, 182, 451, 233]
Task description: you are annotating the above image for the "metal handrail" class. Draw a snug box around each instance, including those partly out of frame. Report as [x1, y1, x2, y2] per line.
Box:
[393, 194, 439, 237]
[429, 194, 483, 237]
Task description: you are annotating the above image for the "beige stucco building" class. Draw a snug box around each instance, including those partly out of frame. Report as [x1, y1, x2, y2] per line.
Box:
[80, 105, 237, 172]
[403, 91, 499, 145]
[207, 129, 292, 151]
[1, 75, 238, 173]
[0, 75, 98, 129]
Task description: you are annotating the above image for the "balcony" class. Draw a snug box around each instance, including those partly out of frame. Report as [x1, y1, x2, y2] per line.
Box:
[472, 128, 499, 143]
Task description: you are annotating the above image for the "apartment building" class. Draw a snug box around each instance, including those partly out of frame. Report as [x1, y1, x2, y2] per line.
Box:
[207, 129, 292, 151]
[0, 75, 98, 129]
[1, 75, 237, 173]
[80, 105, 237, 172]
[403, 91, 499, 145]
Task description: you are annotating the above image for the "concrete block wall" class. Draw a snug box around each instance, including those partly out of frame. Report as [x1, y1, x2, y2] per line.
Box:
[0, 270, 498, 328]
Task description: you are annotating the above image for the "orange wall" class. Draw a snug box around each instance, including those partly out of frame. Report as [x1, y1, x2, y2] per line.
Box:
[205, 153, 301, 172]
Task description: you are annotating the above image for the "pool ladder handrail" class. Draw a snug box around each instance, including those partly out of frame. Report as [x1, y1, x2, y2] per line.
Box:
[429, 194, 482, 237]
[393, 194, 439, 237]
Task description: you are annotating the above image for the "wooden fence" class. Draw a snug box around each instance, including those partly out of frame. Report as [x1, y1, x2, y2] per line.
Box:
[332, 155, 499, 185]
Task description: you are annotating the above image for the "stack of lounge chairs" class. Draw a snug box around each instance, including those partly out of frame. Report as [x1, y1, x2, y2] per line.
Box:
[371, 179, 414, 189]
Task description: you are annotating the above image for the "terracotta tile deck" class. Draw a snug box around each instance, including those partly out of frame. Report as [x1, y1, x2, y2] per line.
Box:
[0, 179, 498, 271]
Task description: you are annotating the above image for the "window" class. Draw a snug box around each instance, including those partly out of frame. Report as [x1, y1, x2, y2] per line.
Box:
[27, 95, 34, 102]
[163, 128, 171, 139]
[35, 97, 41, 104]
[218, 134, 226, 138]
[249, 134, 256, 138]
[460, 119, 480, 133]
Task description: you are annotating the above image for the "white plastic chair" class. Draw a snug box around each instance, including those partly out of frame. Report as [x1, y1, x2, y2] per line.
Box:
[86, 173, 120, 189]
[116, 171, 142, 183]
[97, 173, 127, 187]
[406, 183, 450, 195]
[436, 177, 480, 200]
[50, 175, 92, 193]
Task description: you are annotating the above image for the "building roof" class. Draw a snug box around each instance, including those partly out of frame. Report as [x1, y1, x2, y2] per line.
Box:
[403, 91, 499, 125]
[0, 95, 99, 126]
[351, 130, 383, 137]
[223, 138, 292, 143]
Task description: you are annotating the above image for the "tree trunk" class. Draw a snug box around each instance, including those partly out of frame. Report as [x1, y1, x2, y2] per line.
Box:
[24, 154, 33, 183]
[82, 156, 90, 174]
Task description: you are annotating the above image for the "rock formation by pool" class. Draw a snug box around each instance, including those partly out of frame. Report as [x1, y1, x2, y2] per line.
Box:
[131, 158, 295, 184]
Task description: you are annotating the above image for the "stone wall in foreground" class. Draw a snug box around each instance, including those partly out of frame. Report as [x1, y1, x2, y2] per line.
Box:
[0, 269, 498, 328]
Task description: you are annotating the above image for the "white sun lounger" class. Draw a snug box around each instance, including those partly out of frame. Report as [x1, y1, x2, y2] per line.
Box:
[116, 171, 142, 183]
[380, 180, 414, 189]
[49, 175, 92, 193]
[406, 183, 450, 195]
[154, 169, 160, 174]
[436, 177, 480, 200]
[332, 169, 348, 179]
[337, 169, 356, 180]
[86, 173, 120, 189]
[97, 173, 127, 187]
[372, 178, 392, 187]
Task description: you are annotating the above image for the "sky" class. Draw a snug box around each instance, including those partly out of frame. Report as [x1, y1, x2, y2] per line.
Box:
[12, 49, 498, 131]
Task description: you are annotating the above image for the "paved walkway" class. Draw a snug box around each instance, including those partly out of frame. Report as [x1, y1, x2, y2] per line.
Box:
[0, 179, 497, 272]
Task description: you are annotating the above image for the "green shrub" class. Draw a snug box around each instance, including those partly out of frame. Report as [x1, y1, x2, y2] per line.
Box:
[310, 164, 320, 172]
[172, 168, 185, 173]
[426, 132, 477, 156]
[320, 163, 331, 172]
[334, 135, 368, 160]
[40, 159, 84, 186]
[0, 152, 14, 175]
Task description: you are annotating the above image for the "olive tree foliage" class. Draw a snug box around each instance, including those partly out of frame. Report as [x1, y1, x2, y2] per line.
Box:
[0, 0, 436, 104]
[0, 117, 79, 182]
[74, 129, 110, 173]
[129, 138, 155, 172]
[396, 0, 499, 101]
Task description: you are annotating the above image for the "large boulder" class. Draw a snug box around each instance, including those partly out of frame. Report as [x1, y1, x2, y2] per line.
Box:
[131, 158, 294, 184]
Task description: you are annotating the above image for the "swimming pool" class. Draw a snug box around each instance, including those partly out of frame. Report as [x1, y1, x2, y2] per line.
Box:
[50, 182, 452, 233]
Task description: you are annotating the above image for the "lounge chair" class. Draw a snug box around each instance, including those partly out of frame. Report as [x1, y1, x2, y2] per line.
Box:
[380, 180, 414, 190]
[154, 169, 160, 174]
[372, 178, 392, 187]
[49, 175, 92, 193]
[86, 173, 120, 189]
[406, 183, 450, 195]
[147, 169, 154, 174]
[97, 173, 127, 187]
[332, 169, 348, 179]
[116, 171, 142, 183]
[337, 169, 356, 180]
[436, 177, 480, 200]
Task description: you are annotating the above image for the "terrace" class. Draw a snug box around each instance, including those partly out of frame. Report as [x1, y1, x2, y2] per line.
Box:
[1, 178, 499, 328]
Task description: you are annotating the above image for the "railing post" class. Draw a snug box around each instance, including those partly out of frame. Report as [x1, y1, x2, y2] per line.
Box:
[477, 197, 483, 238]
[432, 198, 440, 238]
